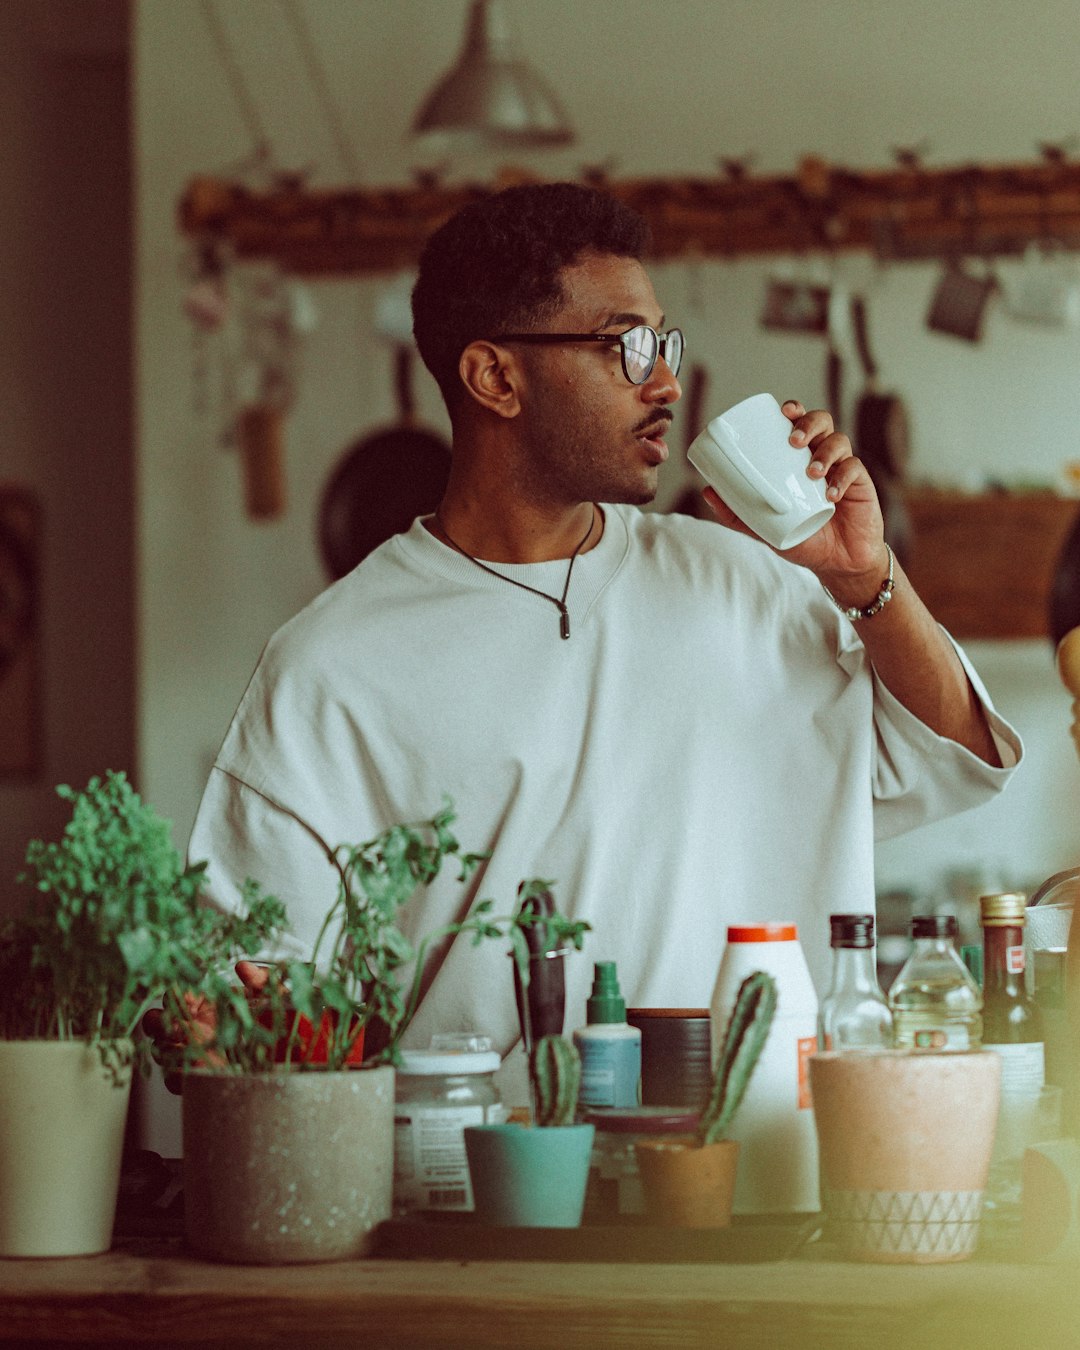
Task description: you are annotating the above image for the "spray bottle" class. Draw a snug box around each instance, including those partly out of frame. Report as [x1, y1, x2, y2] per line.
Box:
[573, 961, 642, 1109]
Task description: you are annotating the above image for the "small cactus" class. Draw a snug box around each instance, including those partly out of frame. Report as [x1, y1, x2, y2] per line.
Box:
[529, 1033, 581, 1127]
[698, 971, 778, 1146]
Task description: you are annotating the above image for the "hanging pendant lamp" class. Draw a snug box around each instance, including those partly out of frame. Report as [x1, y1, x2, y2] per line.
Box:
[411, 0, 574, 150]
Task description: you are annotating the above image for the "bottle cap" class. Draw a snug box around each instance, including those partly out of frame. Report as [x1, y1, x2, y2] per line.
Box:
[726, 923, 797, 943]
[829, 913, 875, 948]
[979, 892, 1028, 926]
[586, 960, 627, 1024]
[911, 914, 958, 940]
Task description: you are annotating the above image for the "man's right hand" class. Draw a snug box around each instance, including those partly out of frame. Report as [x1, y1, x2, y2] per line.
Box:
[141, 993, 218, 1095]
[141, 962, 269, 1095]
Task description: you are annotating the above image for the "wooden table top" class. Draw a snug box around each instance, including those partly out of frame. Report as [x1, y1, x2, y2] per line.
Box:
[0, 1235, 1075, 1350]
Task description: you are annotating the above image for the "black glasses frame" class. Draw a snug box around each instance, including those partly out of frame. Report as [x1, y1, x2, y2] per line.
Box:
[487, 325, 684, 385]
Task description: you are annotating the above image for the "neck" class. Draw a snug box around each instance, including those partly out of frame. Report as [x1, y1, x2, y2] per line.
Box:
[429, 486, 602, 564]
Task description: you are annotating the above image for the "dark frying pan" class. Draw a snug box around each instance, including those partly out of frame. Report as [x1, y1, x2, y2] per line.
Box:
[318, 344, 451, 580]
[853, 295, 912, 486]
[671, 363, 713, 519]
[850, 296, 913, 568]
[1050, 511, 1080, 647]
[851, 296, 910, 483]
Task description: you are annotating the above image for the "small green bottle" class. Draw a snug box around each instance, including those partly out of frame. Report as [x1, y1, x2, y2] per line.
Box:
[572, 961, 642, 1109]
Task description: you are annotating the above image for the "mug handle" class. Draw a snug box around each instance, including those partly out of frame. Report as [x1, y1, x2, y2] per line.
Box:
[722, 438, 791, 514]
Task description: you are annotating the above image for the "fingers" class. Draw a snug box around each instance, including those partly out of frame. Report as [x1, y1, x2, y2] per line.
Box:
[236, 959, 273, 993]
[782, 400, 860, 500]
[702, 486, 754, 537]
[141, 1006, 170, 1044]
[141, 1005, 189, 1096]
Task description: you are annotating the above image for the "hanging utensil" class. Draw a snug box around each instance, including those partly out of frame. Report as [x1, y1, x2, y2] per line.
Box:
[512, 888, 567, 1054]
[850, 295, 913, 568]
[317, 344, 450, 579]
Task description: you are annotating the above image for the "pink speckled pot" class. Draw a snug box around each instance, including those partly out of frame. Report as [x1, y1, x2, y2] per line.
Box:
[182, 1065, 394, 1264]
[809, 1050, 1001, 1264]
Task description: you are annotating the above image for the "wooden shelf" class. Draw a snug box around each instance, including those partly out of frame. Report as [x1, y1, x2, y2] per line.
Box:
[902, 489, 1080, 639]
[178, 156, 1080, 276]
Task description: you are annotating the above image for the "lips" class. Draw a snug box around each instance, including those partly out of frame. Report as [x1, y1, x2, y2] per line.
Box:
[636, 415, 672, 463]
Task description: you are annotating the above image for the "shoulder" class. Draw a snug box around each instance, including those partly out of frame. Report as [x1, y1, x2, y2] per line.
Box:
[613, 504, 819, 596]
[263, 533, 417, 668]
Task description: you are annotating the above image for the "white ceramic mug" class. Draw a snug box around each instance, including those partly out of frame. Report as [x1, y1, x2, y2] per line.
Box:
[687, 393, 835, 550]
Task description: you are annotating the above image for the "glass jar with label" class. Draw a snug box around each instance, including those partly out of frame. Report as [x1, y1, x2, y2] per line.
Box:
[393, 1035, 506, 1214]
[582, 1107, 701, 1221]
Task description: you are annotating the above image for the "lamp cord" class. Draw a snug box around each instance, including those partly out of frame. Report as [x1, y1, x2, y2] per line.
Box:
[278, 0, 361, 180]
[200, 0, 361, 182]
[199, 0, 272, 166]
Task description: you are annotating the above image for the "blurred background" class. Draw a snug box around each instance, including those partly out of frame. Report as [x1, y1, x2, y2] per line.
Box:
[4, 0, 1080, 985]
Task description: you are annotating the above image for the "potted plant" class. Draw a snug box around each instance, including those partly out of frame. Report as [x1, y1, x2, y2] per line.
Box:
[0, 771, 277, 1258]
[177, 801, 589, 1263]
[464, 1033, 596, 1228]
[633, 971, 778, 1229]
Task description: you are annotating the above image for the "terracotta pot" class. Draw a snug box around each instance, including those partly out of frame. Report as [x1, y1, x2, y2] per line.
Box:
[0, 1039, 132, 1257]
[809, 1049, 1001, 1263]
[182, 1064, 394, 1263]
[633, 1135, 739, 1228]
[464, 1123, 594, 1227]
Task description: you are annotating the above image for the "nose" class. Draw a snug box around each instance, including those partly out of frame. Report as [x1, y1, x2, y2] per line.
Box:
[643, 355, 681, 404]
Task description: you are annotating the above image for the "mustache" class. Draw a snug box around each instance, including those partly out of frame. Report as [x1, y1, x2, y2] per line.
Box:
[634, 409, 674, 436]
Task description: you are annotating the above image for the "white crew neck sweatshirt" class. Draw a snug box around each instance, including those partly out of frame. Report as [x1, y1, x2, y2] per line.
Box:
[189, 504, 1020, 1075]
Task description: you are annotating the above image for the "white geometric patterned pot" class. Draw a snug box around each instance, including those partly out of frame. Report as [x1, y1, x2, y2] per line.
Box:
[823, 1186, 985, 1261]
[809, 1050, 1002, 1264]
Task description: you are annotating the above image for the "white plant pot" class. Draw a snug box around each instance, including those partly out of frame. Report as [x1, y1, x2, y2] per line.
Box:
[182, 1064, 395, 1263]
[0, 1039, 133, 1257]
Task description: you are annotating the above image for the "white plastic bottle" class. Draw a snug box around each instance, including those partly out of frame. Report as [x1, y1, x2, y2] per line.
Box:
[710, 923, 819, 1213]
[573, 961, 642, 1110]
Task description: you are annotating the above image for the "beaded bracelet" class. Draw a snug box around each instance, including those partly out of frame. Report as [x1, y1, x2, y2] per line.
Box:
[821, 544, 895, 621]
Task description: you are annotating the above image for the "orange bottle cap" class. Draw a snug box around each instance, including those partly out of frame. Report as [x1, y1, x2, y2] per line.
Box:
[726, 923, 798, 943]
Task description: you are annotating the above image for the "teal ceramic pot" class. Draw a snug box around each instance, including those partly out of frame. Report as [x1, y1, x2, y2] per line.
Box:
[464, 1122, 595, 1227]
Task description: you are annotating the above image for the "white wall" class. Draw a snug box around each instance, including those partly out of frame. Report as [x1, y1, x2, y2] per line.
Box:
[135, 0, 1080, 904]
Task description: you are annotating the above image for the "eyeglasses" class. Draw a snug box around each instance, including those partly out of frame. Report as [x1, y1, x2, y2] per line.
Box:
[487, 324, 684, 386]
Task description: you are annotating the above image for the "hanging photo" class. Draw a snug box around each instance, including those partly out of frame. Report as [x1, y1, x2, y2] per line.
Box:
[0, 486, 41, 778]
[760, 280, 831, 335]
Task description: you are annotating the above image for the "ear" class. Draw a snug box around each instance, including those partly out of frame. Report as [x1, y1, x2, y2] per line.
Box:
[458, 341, 522, 419]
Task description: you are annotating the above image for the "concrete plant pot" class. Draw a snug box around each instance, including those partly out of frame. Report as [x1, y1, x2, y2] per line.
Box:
[182, 1064, 394, 1263]
[809, 1049, 1002, 1263]
[0, 1039, 132, 1258]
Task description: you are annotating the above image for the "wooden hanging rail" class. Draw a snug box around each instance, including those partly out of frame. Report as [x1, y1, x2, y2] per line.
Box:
[178, 156, 1080, 276]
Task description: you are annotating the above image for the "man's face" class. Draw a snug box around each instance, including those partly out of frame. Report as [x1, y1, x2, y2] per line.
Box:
[512, 252, 682, 508]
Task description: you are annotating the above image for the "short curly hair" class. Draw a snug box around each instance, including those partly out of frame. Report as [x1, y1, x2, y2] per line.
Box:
[412, 181, 650, 411]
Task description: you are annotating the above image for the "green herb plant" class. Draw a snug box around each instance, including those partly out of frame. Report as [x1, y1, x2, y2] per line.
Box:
[186, 802, 589, 1075]
[1, 772, 284, 1077]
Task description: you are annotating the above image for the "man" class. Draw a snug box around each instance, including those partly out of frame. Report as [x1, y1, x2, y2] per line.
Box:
[186, 182, 1019, 1086]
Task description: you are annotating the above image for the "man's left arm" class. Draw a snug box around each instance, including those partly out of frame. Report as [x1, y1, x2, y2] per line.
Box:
[816, 549, 1001, 765]
[704, 398, 1001, 766]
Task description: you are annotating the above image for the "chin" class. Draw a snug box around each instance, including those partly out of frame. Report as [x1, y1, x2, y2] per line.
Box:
[615, 478, 659, 507]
